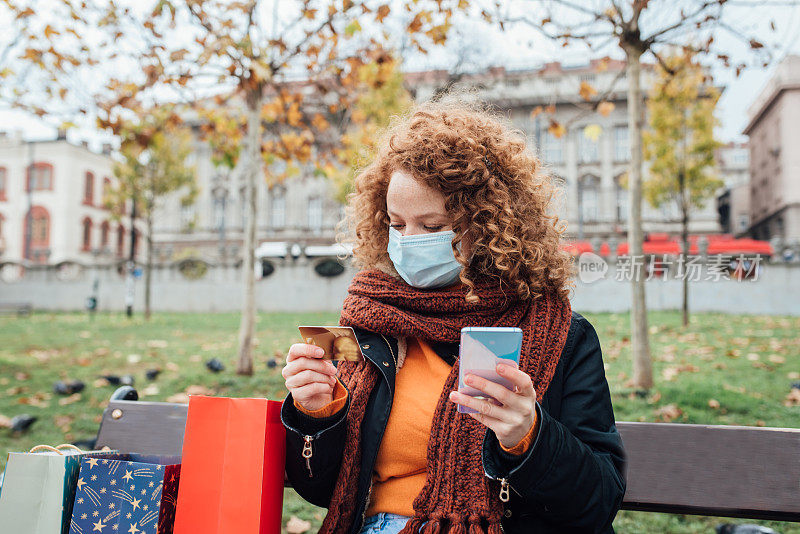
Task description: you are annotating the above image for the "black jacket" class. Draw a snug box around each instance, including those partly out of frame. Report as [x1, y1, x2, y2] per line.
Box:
[281, 311, 626, 533]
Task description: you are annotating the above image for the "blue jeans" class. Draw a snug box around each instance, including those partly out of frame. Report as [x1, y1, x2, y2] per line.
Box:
[359, 513, 427, 533]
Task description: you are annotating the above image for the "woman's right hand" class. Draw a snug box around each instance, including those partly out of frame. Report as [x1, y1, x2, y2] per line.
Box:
[282, 343, 339, 412]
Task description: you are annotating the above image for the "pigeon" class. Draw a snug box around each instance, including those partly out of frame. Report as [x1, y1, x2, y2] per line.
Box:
[11, 414, 37, 433]
[99, 375, 135, 386]
[791, 381, 800, 390]
[716, 525, 778, 534]
[206, 358, 225, 373]
[266, 359, 278, 369]
[53, 380, 85, 396]
[145, 368, 162, 381]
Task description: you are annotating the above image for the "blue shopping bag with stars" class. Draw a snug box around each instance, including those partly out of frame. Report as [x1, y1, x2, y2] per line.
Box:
[68, 452, 180, 534]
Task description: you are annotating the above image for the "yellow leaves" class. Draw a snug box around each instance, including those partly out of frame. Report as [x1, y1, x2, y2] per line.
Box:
[583, 124, 602, 142]
[530, 106, 543, 119]
[350, 109, 366, 124]
[579, 81, 597, 101]
[44, 25, 60, 39]
[785, 387, 800, 407]
[375, 4, 391, 22]
[286, 102, 303, 128]
[311, 113, 329, 132]
[345, 19, 362, 37]
[548, 121, 566, 139]
[303, 8, 318, 20]
[597, 101, 615, 117]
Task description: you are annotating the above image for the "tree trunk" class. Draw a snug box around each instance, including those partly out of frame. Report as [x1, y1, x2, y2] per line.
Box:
[236, 91, 261, 376]
[625, 45, 653, 390]
[145, 210, 153, 321]
[680, 170, 689, 327]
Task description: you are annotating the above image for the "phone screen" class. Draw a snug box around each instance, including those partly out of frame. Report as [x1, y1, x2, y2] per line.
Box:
[457, 327, 523, 414]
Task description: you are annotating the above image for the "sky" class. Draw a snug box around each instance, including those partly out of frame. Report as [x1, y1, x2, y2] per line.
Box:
[1, 0, 798, 149]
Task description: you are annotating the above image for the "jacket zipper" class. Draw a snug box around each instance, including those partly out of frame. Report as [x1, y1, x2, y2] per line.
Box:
[302, 435, 314, 478]
[356, 334, 396, 533]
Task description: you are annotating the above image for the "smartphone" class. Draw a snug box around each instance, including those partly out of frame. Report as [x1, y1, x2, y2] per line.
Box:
[457, 327, 523, 414]
[298, 325, 364, 361]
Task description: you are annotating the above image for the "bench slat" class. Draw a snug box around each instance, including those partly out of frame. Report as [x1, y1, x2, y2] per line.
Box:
[96, 400, 188, 456]
[617, 422, 800, 522]
[95, 402, 800, 521]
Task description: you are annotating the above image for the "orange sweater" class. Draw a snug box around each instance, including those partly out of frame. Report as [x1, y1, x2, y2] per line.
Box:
[295, 336, 538, 517]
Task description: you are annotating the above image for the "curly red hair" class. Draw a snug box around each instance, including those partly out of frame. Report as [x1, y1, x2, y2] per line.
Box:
[337, 99, 575, 303]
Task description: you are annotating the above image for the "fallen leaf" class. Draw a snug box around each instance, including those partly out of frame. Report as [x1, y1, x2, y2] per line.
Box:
[708, 399, 720, 409]
[142, 384, 160, 396]
[746, 353, 760, 361]
[128, 354, 142, 364]
[15, 372, 30, 381]
[147, 340, 168, 349]
[767, 354, 785, 364]
[783, 388, 800, 407]
[788, 372, 800, 380]
[655, 403, 683, 422]
[0, 414, 11, 428]
[286, 515, 311, 534]
[59, 393, 82, 405]
[166, 393, 190, 404]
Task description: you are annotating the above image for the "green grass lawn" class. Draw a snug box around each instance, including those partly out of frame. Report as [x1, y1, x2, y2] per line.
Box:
[1, 311, 798, 533]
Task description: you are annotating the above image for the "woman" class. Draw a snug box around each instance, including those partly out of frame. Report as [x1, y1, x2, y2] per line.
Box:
[281, 100, 626, 534]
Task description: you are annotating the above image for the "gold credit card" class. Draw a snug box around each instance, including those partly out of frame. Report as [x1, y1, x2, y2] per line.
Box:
[298, 326, 364, 362]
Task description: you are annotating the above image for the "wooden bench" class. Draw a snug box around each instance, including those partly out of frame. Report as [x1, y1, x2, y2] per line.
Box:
[94, 387, 800, 524]
[0, 302, 32, 316]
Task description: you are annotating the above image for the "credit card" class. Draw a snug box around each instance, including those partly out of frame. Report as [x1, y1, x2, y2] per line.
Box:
[298, 326, 364, 361]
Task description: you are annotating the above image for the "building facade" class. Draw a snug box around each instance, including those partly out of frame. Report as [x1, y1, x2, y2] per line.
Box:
[742, 54, 800, 241]
[0, 132, 137, 267]
[153, 59, 729, 258]
[715, 142, 751, 236]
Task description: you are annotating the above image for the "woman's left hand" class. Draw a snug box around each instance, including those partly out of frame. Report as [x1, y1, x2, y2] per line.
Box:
[448, 363, 537, 449]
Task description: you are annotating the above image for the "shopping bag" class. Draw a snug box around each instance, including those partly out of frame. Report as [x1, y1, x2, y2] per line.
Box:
[0, 444, 112, 534]
[68, 452, 181, 534]
[173, 396, 286, 534]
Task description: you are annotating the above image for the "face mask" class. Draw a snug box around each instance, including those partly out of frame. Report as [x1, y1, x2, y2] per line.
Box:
[387, 226, 463, 289]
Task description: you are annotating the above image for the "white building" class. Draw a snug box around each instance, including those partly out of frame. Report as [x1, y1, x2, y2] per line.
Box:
[154, 58, 730, 259]
[0, 131, 137, 265]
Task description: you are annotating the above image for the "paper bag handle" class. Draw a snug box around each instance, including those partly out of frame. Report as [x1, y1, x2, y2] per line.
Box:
[29, 444, 83, 454]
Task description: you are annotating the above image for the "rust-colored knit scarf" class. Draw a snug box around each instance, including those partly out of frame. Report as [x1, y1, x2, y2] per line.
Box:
[320, 269, 572, 534]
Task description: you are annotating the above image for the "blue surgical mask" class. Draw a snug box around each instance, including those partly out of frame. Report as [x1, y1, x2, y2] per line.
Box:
[387, 226, 463, 289]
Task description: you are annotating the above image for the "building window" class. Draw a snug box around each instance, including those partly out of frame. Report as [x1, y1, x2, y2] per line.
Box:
[308, 196, 322, 231]
[100, 221, 110, 248]
[614, 126, 629, 162]
[24, 206, 50, 261]
[0, 167, 6, 200]
[271, 187, 286, 229]
[579, 132, 599, 163]
[82, 217, 93, 251]
[116, 226, 125, 257]
[83, 172, 95, 205]
[180, 204, 196, 232]
[737, 215, 749, 232]
[102, 177, 112, 207]
[579, 175, 600, 222]
[26, 162, 53, 191]
[615, 174, 628, 222]
[542, 131, 564, 164]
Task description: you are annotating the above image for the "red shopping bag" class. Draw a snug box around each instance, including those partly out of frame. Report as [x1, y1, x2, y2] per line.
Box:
[173, 396, 286, 534]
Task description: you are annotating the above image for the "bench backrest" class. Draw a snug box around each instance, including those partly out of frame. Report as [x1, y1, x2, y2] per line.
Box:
[95, 400, 800, 522]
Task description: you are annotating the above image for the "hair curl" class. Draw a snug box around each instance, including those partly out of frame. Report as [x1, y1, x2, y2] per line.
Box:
[337, 98, 575, 303]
